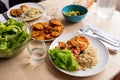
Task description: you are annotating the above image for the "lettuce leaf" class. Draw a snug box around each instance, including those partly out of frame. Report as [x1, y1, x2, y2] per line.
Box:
[0, 18, 30, 56]
[48, 48, 78, 71]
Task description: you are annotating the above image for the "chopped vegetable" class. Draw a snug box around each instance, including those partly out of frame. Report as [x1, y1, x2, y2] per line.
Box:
[64, 10, 80, 16]
[48, 48, 79, 71]
[0, 18, 30, 56]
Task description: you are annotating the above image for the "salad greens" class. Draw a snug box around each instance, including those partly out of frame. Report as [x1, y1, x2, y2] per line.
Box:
[0, 18, 30, 55]
[48, 48, 78, 71]
[64, 10, 80, 16]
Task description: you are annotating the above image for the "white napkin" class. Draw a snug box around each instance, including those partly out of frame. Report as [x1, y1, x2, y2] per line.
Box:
[100, 41, 120, 53]
[80, 23, 120, 53]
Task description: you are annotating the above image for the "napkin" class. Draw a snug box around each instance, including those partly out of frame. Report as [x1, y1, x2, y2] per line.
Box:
[79, 23, 120, 53]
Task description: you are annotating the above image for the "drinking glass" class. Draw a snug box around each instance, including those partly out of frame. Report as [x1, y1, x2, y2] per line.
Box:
[96, 0, 118, 19]
[45, 6, 58, 19]
[27, 40, 46, 63]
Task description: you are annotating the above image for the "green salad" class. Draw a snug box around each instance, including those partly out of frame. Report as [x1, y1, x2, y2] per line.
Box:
[0, 18, 30, 55]
[64, 10, 80, 16]
[48, 48, 79, 71]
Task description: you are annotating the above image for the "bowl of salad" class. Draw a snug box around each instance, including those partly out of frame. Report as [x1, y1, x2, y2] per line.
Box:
[62, 4, 88, 23]
[0, 18, 31, 58]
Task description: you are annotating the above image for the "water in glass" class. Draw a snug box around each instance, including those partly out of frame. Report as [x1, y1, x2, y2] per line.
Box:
[27, 40, 46, 63]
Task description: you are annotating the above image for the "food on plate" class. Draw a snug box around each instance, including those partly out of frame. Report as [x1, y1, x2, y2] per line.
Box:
[49, 35, 98, 71]
[32, 19, 64, 41]
[63, 10, 80, 16]
[49, 19, 63, 26]
[10, 9, 23, 17]
[32, 22, 44, 30]
[10, 4, 42, 20]
[51, 31, 60, 37]
[66, 36, 89, 51]
[77, 45, 98, 70]
[20, 5, 28, 11]
[0, 18, 30, 56]
[48, 48, 79, 71]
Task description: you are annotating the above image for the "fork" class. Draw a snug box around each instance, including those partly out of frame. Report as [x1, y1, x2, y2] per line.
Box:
[79, 24, 120, 48]
[17, 10, 29, 21]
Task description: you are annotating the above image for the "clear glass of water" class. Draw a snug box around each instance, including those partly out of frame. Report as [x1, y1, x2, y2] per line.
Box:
[27, 40, 46, 63]
[96, 0, 118, 19]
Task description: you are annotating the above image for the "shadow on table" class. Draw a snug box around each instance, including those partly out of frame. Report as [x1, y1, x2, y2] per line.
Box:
[61, 19, 80, 26]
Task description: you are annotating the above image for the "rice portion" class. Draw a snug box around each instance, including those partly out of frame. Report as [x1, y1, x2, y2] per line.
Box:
[77, 45, 98, 70]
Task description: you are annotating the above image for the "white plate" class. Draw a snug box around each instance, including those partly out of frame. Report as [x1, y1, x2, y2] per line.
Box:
[31, 19, 64, 42]
[49, 32, 109, 77]
[7, 2, 45, 21]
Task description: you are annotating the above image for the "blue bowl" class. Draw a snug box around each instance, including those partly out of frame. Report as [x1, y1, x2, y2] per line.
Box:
[62, 5, 88, 23]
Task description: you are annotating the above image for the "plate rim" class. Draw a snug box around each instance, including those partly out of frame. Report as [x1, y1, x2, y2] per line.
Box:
[7, 2, 45, 21]
[48, 32, 109, 77]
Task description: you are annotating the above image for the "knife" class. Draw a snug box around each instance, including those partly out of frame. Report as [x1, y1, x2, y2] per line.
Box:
[78, 23, 120, 52]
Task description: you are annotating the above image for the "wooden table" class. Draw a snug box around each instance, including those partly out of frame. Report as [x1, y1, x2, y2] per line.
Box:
[0, 0, 120, 80]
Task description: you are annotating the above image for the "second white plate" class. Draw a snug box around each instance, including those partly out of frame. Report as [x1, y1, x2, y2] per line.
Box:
[7, 2, 45, 21]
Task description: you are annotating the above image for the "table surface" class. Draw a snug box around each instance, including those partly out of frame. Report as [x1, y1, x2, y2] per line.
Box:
[0, 0, 120, 80]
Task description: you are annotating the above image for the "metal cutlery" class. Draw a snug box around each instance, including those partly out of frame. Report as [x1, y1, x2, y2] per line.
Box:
[79, 24, 120, 50]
